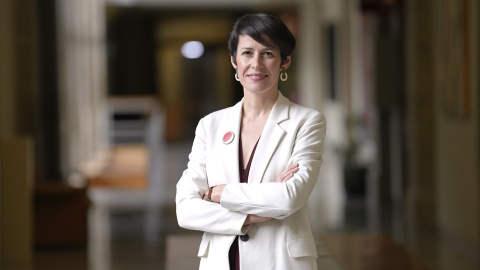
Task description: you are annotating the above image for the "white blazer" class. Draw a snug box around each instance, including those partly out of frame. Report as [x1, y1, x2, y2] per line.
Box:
[176, 91, 326, 270]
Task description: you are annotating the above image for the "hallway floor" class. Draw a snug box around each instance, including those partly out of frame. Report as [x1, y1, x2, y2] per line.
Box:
[23, 143, 478, 270]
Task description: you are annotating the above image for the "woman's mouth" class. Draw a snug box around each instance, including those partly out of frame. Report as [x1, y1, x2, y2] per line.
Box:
[247, 74, 267, 81]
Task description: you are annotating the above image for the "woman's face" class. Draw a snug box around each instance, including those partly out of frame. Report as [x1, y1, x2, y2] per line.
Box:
[231, 35, 290, 95]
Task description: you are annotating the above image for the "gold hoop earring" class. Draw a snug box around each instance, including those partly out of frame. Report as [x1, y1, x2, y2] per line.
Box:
[235, 68, 240, 81]
[280, 67, 288, 82]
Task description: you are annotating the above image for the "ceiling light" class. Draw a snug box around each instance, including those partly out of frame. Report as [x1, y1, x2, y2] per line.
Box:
[181, 41, 204, 59]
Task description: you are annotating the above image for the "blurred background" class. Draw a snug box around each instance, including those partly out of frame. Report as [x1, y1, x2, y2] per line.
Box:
[0, 0, 478, 269]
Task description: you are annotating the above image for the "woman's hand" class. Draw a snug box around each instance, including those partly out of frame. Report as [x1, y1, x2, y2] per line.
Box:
[206, 184, 225, 203]
[275, 163, 299, 182]
[202, 184, 225, 203]
[244, 214, 272, 225]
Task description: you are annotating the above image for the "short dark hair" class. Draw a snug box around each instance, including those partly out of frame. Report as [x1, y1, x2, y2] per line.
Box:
[228, 13, 296, 66]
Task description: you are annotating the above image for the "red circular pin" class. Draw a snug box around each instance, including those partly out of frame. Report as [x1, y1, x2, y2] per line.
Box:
[222, 131, 235, 144]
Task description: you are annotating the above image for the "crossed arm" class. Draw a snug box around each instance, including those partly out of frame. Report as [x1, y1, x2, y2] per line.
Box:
[176, 112, 325, 234]
[203, 163, 300, 225]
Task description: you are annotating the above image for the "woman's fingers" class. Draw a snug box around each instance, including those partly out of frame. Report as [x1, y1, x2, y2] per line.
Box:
[284, 163, 300, 182]
[277, 164, 294, 182]
[275, 163, 299, 182]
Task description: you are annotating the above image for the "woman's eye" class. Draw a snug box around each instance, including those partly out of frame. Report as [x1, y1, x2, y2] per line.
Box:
[264, 51, 274, 56]
[242, 51, 252, 56]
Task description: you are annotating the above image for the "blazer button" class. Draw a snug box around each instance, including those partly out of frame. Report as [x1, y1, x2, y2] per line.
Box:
[240, 234, 249, 242]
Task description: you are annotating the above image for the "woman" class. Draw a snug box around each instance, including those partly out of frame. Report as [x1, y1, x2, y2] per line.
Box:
[176, 13, 326, 270]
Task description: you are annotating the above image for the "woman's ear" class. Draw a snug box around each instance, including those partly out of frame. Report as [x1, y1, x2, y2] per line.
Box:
[281, 56, 292, 70]
[231, 56, 237, 69]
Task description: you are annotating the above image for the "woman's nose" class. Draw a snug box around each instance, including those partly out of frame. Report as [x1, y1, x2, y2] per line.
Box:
[250, 54, 263, 69]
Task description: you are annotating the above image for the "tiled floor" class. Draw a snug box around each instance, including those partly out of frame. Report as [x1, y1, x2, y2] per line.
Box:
[15, 142, 478, 270]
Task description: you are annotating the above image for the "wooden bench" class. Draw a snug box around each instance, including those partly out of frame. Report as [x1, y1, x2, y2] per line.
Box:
[34, 183, 90, 248]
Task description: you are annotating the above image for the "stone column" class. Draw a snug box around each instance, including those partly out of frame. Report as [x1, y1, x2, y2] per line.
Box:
[56, 0, 109, 181]
[298, 0, 325, 111]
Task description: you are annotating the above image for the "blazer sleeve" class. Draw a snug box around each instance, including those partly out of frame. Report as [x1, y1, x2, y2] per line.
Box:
[219, 112, 326, 220]
[176, 118, 249, 235]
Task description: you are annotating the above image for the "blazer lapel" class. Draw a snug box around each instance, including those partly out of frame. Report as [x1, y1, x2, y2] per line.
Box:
[248, 92, 290, 184]
[220, 100, 243, 184]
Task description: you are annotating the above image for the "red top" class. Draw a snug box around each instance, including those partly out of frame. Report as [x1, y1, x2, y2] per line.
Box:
[228, 135, 260, 270]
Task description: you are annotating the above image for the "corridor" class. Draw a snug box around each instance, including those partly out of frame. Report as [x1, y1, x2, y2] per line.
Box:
[1, 1, 479, 269]
[31, 143, 476, 270]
